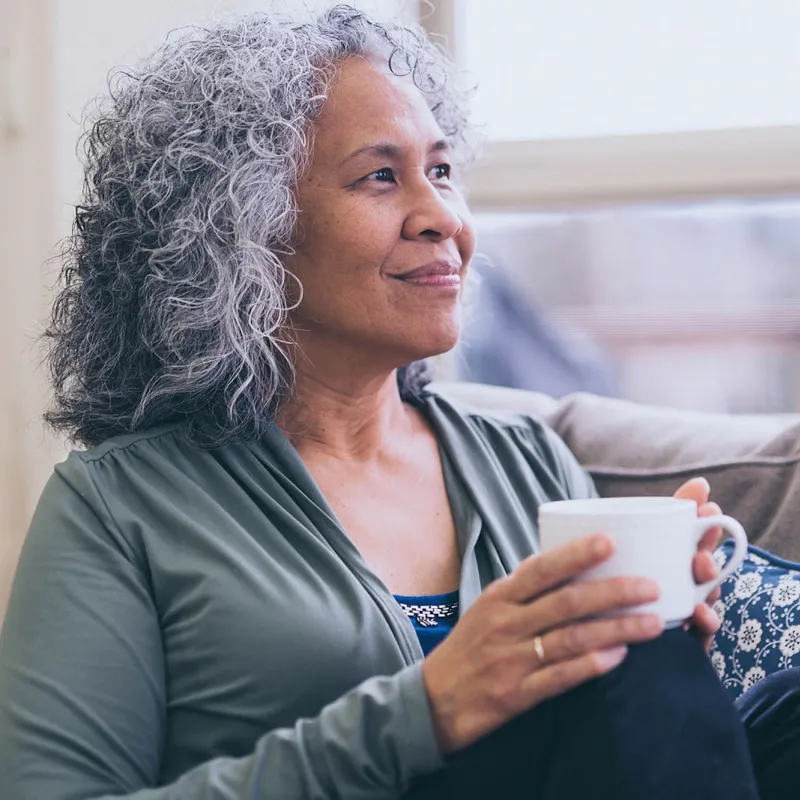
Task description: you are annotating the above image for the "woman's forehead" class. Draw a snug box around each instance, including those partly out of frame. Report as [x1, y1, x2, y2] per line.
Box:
[312, 58, 446, 157]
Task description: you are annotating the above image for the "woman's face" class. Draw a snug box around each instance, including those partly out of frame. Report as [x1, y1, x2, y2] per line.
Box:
[283, 56, 476, 371]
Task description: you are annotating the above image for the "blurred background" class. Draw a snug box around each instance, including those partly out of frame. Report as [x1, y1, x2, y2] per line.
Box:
[1, 0, 799, 613]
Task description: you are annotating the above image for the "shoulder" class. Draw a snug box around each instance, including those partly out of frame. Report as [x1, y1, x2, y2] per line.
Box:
[423, 387, 596, 500]
[37, 424, 201, 550]
[423, 385, 558, 449]
[52, 423, 206, 495]
[68, 422, 191, 466]
[31, 423, 262, 574]
[46, 424, 195, 509]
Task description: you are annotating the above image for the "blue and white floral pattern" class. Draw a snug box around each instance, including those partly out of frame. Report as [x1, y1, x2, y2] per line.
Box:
[710, 542, 800, 699]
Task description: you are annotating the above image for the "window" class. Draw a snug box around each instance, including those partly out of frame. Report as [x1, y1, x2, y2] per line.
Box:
[423, 0, 800, 206]
[422, 2, 800, 411]
[456, 198, 800, 413]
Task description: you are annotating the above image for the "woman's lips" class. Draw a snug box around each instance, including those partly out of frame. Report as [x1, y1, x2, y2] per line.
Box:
[395, 273, 462, 288]
[390, 258, 463, 289]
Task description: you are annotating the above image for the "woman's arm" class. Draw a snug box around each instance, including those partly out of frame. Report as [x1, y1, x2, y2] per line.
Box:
[0, 468, 442, 800]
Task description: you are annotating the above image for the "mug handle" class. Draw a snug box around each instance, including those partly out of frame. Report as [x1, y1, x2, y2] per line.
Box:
[692, 515, 748, 604]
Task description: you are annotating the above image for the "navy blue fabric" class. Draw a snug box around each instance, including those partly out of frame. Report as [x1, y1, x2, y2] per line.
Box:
[394, 591, 459, 656]
[406, 629, 763, 799]
[711, 541, 800, 699]
[737, 667, 800, 800]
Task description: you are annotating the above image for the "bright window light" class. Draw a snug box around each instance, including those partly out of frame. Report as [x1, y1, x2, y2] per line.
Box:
[461, 0, 800, 141]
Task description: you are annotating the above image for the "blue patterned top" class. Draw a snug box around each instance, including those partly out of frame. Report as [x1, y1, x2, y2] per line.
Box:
[394, 590, 460, 656]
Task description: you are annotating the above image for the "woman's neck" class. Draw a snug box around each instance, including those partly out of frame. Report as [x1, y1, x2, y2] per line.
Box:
[276, 367, 416, 462]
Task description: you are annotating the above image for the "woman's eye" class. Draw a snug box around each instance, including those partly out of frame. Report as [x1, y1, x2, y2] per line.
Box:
[369, 167, 395, 183]
[429, 163, 451, 181]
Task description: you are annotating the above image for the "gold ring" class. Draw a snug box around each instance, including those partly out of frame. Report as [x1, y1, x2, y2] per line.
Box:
[533, 635, 546, 665]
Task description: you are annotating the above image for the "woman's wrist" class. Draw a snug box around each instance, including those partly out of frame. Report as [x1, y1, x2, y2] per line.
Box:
[421, 653, 464, 756]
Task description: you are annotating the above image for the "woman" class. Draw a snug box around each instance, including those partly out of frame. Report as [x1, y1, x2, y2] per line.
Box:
[0, 6, 791, 799]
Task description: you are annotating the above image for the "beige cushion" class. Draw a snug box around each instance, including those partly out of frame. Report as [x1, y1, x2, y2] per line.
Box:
[432, 382, 800, 561]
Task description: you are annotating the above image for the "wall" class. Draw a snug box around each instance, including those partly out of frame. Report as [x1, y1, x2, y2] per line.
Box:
[0, 0, 60, 621]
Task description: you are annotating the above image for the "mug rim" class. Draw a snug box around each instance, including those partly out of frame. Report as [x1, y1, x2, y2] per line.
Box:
[539, 496, 698, 516]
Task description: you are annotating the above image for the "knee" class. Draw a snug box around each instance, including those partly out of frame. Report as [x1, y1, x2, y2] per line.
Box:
[736, 667, 800, 727]
[736, 668, 800, 799]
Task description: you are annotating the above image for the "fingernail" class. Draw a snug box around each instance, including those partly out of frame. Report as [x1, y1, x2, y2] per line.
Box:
[598, 646, 628, 669]
[635, 578, 660, 600]
[592, 535, 613, 558]
[698, 477, 710, 492]
[641, 615, 663, 635]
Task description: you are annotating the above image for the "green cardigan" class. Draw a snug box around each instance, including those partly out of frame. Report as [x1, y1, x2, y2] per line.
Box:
[0, 392, 596, 799]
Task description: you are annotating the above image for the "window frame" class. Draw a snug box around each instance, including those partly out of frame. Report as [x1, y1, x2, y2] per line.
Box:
[419, 0, 800, 209]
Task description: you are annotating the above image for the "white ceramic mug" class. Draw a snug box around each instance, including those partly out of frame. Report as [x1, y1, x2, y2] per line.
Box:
[538, 496, 748, 626]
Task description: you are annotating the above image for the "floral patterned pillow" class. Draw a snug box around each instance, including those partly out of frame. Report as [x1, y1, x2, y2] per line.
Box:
[710, 542, 800, 699]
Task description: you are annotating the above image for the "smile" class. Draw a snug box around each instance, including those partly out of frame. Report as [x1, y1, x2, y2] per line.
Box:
[393, 273, 462, 289]
[391, 259, 462, 289]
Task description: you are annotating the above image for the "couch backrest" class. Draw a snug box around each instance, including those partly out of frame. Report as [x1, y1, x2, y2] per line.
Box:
[431, 382, 800, 561]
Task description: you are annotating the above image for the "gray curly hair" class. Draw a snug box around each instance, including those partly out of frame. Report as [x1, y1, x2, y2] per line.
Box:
[45, 4, 474, 448]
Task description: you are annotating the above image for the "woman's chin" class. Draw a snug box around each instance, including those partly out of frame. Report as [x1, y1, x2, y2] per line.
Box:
[396, 321, 461, 363]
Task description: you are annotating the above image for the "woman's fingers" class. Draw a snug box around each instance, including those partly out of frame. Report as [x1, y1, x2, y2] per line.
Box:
[697, 501, 723, 551]
[693, 548, 719, 584]
[529, 614, 663, 667]
[519, 646, 629, 707]
[693, 549, 721, 605]
[673, 477, 710, 505]
[499, 534, 615, 604]
[691, 602, 721, 637]
[676, 482, 724, 552]
[697, 524, 724, 553]
[523, 576, 659, 634]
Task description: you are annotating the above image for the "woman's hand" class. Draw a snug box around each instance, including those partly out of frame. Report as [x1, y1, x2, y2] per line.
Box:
[673, 477, 724, 651]
[421, 535, 662, 755]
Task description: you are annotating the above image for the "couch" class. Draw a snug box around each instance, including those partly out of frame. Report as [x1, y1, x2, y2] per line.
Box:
[434, 382, 800, 561]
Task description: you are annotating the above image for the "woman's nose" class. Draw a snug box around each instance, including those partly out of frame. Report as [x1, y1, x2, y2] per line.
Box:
[402, 182, 464, 242]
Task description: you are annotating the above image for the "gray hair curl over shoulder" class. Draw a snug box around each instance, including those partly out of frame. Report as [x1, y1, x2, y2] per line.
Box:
[45, 4, 474, 448]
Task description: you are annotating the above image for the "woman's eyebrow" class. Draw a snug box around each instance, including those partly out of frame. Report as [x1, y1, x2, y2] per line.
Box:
[339, 139, 450, 166]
